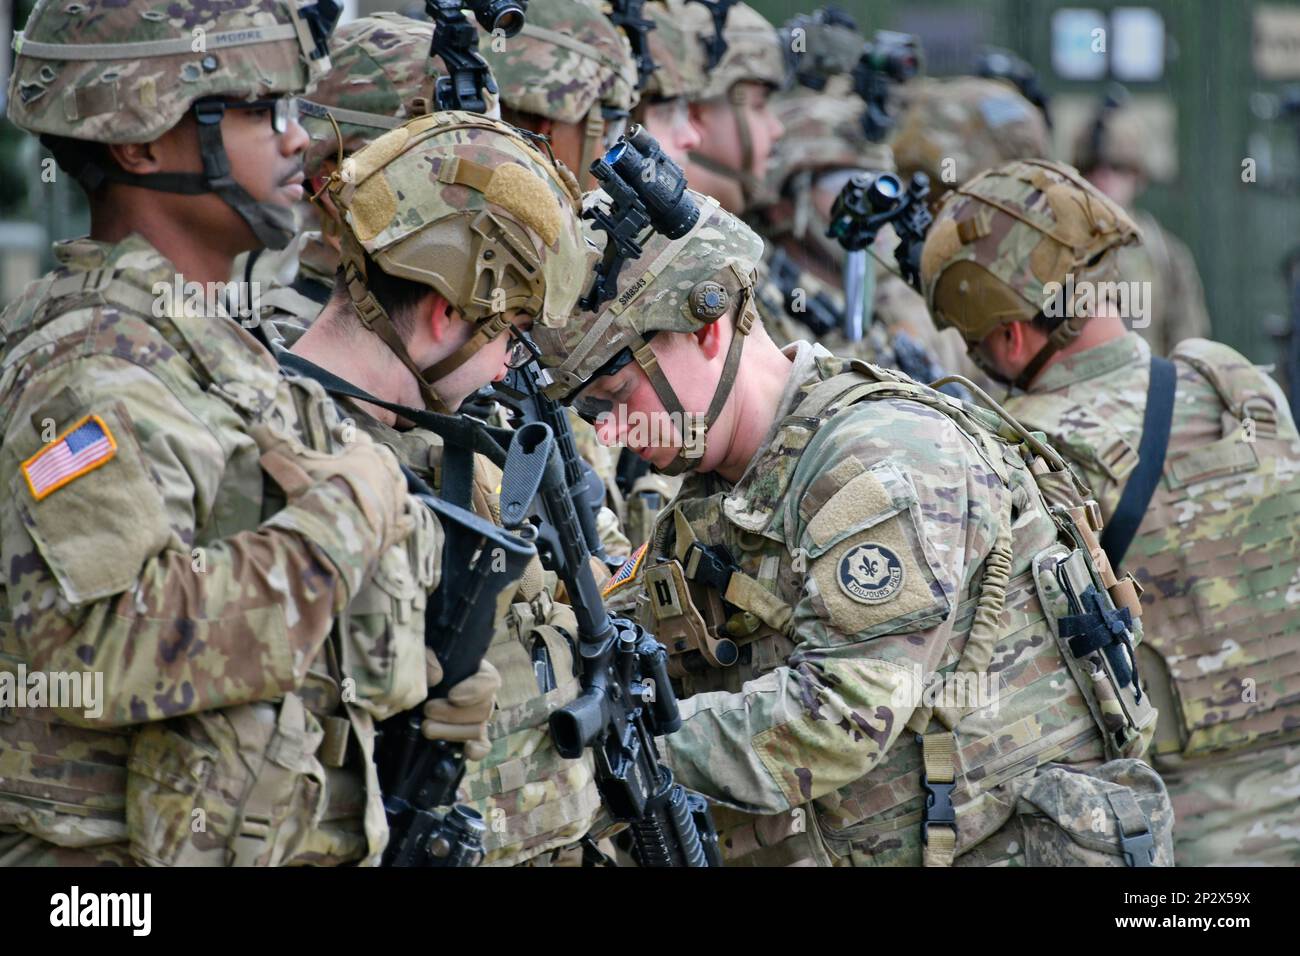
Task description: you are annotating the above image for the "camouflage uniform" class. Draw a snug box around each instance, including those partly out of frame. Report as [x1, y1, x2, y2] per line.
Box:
[538, 193, 1174, 867]
[479, 0, 638, 190]
[1072, 107, 1212, 354]
[302, 111, 611, 866]
[0, 0, 436, 866]
[923, 158, 1300, 865]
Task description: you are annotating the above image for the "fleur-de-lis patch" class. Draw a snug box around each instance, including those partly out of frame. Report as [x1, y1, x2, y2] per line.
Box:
[838, 543, 904, 604]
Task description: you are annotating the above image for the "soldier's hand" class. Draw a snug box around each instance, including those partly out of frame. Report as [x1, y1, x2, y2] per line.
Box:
[251, 423, 414, 553]
[422, 649, 501, 761]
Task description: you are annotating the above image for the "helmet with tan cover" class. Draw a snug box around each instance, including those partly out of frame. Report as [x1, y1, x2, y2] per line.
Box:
[8, 0, 337, 248]
[919, 158, 1141, 387]
[329, 110, 597, 413]
[534, 190, 764, 474]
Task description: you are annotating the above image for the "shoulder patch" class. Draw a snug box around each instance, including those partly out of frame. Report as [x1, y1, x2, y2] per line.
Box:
[603, 542, 647, 598]
[21, 414, 117, 501]
[838, 543, 905, 604]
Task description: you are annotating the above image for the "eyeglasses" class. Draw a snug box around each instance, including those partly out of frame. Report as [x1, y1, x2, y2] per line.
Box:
[195, 96, 300, 134]
[505, 326, 542, 370]
[569, 346, 642, 424]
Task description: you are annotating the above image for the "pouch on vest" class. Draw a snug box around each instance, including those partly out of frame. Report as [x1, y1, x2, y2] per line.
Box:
[1033, 544, 1156, 760]
[336, 498, 440, 722]
[125, 694, 329, 866]
[1001, 758, 1173, 866]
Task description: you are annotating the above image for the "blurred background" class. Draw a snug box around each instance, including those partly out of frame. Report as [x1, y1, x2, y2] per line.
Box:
[3, 0, 1300, 371]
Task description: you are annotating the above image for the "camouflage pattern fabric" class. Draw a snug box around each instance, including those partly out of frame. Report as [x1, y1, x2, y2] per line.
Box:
[892, 77, 1051, 200]
[300, 14, 463, 179]
[478, 0, 638, 124]
[607, 341, 1172, 866]
[1003, 332, 1300, 864]
[643, 0, 709, 101]
[1119, 210, 1212, 356]
[680, 0, 787, 101]
[7, 0, 327, 141]
[0, 235, 426, 865]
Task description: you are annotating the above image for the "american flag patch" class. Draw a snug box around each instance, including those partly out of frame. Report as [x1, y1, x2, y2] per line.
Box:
[602, 542, 648, 598]
[21, 414, 118, 501]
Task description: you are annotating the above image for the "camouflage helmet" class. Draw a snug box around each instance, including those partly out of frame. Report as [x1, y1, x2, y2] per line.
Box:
[682, 0, 787, 101]
[920, 158, 1140, 386]
[1072, 103, 1149, 178]
[892, 77, 1050, 199]
[768, 90, 895, 194]
[8, 0, 336, 249]
[479, 0, 638, 187]
[301, 14, 501, 177]
[329, 110, 596, 412]
[534, 191, 763, 474]
[643, 0, 708, 101]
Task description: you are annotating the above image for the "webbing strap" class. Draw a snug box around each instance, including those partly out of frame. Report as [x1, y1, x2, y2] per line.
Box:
[1099, 355, 1176, 568]
[919, 732, 958, 866]
[13, 24, 299, 60]
[276, 350, 511, 471]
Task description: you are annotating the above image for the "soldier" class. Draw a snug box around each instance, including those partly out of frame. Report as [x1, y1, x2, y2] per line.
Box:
[534, 188, 1174, 867]
[757, 88, 952, 392]
[237, 13, 458, 330]
[479, 0, 638, 190]
[919, 158, 1300, 865]
[888, 75, 1055, 389]
[0, 0, 496, 866]
[634, 0, 707, 163]
[284, 109, 614, 867]
[1072, 96, 1213, 355]
[678, 0, 786, 216]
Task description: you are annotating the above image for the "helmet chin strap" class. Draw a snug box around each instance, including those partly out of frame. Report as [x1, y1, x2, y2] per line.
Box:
[1012, 312, 1091, 391]
[630, 288, 756, 476]
[47, 102, 298, 250]
[687, 87, 767, 210]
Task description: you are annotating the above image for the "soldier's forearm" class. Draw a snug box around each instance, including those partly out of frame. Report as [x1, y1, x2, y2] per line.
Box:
[663, 654, 921, 812]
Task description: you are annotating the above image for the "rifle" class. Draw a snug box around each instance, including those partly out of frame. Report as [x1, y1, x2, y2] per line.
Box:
[377, 478, 540, 867]
[499, 422, 723, 867]
[493, 348, 615, 570]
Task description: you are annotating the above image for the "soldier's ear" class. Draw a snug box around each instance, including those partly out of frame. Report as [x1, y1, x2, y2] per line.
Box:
[692, 317, 726, 361]
[422, 292, 457, 343]
[107, 139, 165, 176]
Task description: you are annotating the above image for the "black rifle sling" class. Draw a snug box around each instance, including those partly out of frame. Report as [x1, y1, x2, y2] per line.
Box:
[1099, 355, 1176, 568]
[277, 351, 512, 510]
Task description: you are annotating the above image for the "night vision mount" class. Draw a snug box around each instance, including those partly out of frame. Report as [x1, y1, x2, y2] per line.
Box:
[427, 0, 527, 114]
[608, 0, 658, 92]
[580, 125, 700, 312]
[826, 170, 934, 292]
[687, 0, 741, 71]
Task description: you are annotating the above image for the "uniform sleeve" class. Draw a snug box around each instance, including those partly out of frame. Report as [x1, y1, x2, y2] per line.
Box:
[663, 401, 999, 813]
[2, 355, 381, 727]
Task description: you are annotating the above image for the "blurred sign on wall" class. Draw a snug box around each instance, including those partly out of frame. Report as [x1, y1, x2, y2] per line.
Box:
[1254, 5, 1300, 80]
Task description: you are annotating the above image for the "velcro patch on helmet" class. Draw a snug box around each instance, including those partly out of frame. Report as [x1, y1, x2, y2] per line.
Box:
[344, 125, 412, 186]
[349, 173, 398, 244]
[485, 163, 561, 247]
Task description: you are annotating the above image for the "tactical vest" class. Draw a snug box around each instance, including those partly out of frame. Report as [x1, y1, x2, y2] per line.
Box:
[638, 355, 1166, 865]
[1016, 339, 1300, 762]
[355, 415, 602, 867]
[0, 244, 425, 865]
